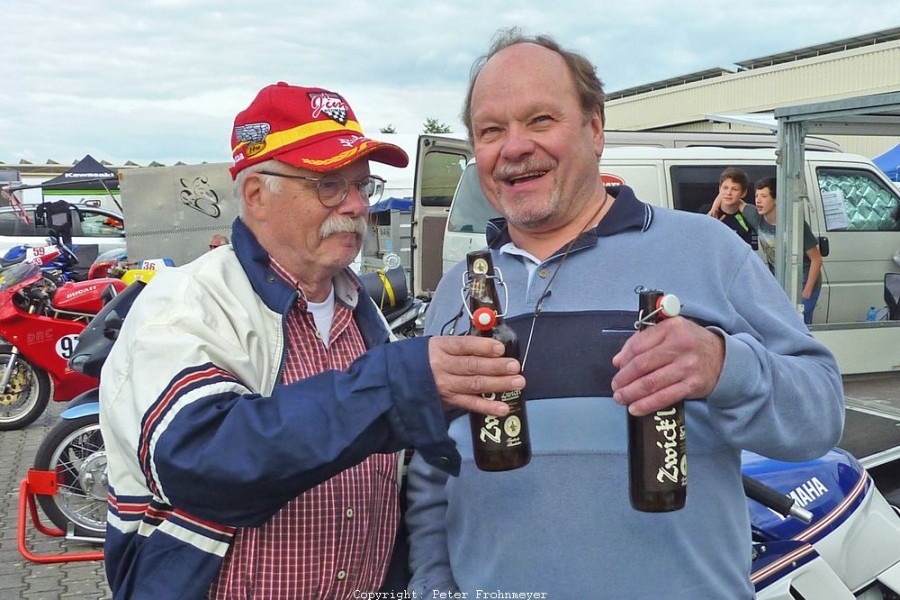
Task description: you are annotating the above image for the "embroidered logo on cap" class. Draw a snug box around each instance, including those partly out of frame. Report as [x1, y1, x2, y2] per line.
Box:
[235, 123, 271, 158]
[309, 92, 348, 125]
[339, 135, 365, 148]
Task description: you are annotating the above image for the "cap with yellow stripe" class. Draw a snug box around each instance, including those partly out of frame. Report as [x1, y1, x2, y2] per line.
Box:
[229, 82, 408, 179]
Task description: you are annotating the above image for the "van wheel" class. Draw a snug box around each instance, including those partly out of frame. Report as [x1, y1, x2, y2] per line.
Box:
[0, 353, 51, 430]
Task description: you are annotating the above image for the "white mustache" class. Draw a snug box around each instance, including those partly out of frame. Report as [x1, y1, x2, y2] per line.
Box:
[320, 215, 367, 239]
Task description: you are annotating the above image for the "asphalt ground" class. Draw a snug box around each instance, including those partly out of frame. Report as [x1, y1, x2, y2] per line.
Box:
[0, 372, 897, 600]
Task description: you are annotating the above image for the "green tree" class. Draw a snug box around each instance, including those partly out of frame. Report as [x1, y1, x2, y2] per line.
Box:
[422, 117, 452, 134]
[379, 124, 397, 134]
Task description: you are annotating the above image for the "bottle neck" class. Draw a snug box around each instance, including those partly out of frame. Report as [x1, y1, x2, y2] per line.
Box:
[470, 275, 504, 328]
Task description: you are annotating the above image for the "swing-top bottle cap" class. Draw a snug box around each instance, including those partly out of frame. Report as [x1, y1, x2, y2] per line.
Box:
[657, 294, 681, 318]
[472, 307, 497, 331]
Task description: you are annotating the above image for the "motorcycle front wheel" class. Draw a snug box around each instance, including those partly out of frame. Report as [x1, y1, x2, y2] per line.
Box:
[33, 414, 107, 538]
[0, 352, 51, 431]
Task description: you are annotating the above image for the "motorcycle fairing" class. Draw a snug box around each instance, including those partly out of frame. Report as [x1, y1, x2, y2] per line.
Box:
[51, 278, 127, 314]
[743, 449, 867, 543]
[751, 539, 826, 594]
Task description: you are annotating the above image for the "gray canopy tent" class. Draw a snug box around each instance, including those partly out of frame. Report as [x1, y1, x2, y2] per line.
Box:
[774, 92, 900, 303]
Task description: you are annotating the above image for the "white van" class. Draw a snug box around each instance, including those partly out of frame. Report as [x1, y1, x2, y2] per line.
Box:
[413, 131, 842, 298]
[441, 147, 900, 325]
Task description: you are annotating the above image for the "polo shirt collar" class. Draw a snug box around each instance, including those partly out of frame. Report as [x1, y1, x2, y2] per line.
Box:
[485, 185, 653, 259]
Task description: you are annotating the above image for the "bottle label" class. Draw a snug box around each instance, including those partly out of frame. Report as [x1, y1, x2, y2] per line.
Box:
[653, 407, 687, 486]
[478, 389, 525, 448]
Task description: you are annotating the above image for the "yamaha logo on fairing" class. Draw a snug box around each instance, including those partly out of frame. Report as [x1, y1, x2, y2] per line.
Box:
[788, 477, 829, 507]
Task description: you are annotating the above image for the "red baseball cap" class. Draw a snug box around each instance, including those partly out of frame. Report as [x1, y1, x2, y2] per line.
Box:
[229, 82, 409, 179]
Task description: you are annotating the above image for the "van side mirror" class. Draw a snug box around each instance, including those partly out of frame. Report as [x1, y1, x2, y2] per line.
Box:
[818, 236, 830, 258]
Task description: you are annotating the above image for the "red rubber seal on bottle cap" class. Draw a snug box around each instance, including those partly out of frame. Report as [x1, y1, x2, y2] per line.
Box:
[472, 307, 497, 331]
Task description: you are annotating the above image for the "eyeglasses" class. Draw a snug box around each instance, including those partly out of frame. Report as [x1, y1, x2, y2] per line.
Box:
[257, 170, 386, 207]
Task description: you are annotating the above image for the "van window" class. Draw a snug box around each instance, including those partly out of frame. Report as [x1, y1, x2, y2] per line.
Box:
[80, 210, 125, 237]
[816, 167, 900, 232]
[669, 165, 775, 214]
[419, 151, 468, 207]
[447, 164, 500, 234]
[0, 212, 21, 236]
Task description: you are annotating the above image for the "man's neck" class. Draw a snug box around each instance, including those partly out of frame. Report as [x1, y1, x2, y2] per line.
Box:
[508, 192, 613, 261]
[269, 256, 338, 303]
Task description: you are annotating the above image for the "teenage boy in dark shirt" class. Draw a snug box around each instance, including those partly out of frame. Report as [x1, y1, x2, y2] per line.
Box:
[705, 167, 758, 250]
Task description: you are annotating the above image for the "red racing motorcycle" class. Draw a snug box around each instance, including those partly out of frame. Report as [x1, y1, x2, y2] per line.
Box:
[0, 262, 125, 430]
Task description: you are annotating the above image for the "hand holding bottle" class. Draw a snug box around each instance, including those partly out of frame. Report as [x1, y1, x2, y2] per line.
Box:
[611, 314, 725, 417]
[428, 336, 522, 417]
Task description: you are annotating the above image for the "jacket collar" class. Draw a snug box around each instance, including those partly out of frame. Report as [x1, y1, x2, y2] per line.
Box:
[230, 217, 319, 315]
[230, 217, 367, 313]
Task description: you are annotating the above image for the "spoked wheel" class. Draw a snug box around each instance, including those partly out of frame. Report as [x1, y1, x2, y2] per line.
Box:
[33, 414, 107, 538]
[0, 352, 51, 431]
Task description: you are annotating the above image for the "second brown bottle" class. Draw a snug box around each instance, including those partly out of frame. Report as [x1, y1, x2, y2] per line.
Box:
[465, 249, 531, 472]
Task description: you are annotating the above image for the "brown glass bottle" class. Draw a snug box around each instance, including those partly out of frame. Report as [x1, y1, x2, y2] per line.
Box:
[627, 289, 687, 511]
[466, 250, 531, 472]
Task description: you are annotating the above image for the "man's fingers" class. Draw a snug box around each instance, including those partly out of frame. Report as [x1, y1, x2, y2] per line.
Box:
[444, 393, 513, 417]
[429, 336, 525, 416]
[433, 335, 506, 358]
[611, 319, 724, 412]
[430, 336, 521, 375]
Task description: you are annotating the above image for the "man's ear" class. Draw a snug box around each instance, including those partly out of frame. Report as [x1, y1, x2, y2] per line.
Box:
[591, 107, 605, 157]
[241, 173, 268, 221]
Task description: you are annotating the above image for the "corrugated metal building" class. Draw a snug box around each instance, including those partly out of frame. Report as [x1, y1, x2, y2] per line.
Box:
[605, 27, 900, 157]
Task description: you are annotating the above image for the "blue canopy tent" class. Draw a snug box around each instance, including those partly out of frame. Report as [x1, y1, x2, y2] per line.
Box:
[369, 196, 412, 213]
[873, 143, 900, 182]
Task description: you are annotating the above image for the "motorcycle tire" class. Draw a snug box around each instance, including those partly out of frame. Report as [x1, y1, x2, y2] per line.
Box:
[33, 414, 107, 538]
[0, 352, 51, 431]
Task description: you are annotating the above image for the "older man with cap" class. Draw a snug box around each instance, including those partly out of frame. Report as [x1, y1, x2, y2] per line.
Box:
[100, 82, 522, 600]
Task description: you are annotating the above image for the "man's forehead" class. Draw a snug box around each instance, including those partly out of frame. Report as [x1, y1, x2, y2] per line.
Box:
[472, 47, 573, 116]
[477, 43, 565, 87]
[276, 157, 370, 177]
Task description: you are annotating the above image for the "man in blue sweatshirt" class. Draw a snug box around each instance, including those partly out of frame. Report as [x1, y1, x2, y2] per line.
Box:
[405, 28, 844, 599]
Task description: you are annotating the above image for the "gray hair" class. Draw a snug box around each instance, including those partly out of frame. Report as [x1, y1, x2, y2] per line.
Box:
[233, 160, 284, 218]
[461, 27, 606, 142]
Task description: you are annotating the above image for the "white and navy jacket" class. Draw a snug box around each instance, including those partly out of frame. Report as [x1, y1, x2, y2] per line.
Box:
[100, 218, 457, 599]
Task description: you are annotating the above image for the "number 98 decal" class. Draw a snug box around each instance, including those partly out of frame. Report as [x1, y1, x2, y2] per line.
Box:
[56, 334, 80, 360]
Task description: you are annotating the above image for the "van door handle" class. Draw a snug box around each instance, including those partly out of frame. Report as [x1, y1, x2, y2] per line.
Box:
[818, 236, 830, 258]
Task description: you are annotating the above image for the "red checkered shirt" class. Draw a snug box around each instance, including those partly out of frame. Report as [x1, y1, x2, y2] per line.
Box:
[209, 262, 399, 599]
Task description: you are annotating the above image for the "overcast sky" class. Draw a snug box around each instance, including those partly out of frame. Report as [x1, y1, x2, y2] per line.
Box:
[3, 1, 899, 167]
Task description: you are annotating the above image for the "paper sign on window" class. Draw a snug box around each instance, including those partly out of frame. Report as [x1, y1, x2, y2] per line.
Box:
[822, 190, 849, 230]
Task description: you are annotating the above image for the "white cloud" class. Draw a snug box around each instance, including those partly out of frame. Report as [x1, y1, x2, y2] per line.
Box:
[3, 0, 899, 165]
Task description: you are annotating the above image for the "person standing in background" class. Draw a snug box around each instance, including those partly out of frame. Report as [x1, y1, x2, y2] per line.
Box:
[704, 166, 758, 249]
[741, 177, 823, 324]
[208, 233, 229, 250]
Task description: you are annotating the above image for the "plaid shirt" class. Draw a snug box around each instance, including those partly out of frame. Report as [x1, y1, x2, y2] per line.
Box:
[210, 261, 399, 599]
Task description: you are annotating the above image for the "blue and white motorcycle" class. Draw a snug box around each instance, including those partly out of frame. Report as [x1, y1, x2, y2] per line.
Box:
[747, 450, 900, 599]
